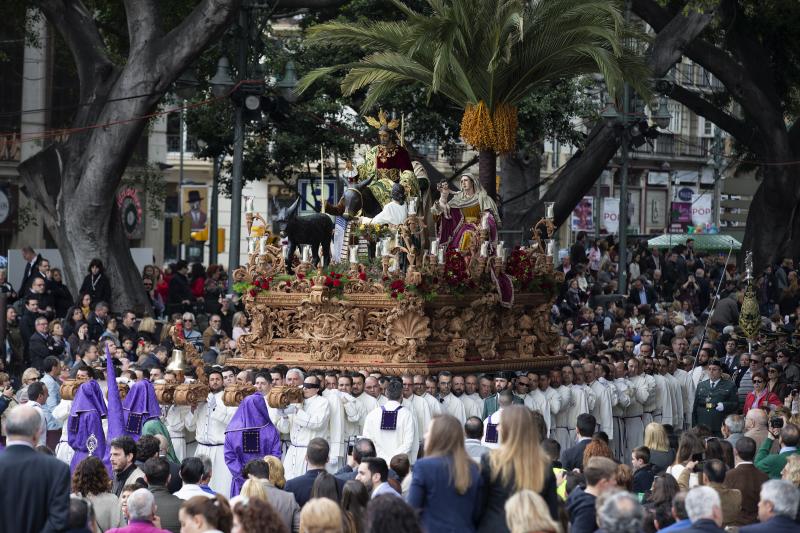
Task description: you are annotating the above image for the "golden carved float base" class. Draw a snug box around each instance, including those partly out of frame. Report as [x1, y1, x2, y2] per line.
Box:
[228, 288, 567, 376]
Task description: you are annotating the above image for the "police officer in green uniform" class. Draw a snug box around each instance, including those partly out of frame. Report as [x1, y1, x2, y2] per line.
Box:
[692, 359, 738, 436]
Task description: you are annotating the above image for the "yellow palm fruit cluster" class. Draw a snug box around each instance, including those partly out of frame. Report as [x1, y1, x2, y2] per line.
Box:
[460, 101, 518, 153]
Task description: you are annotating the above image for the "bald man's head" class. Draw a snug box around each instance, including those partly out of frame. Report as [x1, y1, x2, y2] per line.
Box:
[5, 405, 43, 444]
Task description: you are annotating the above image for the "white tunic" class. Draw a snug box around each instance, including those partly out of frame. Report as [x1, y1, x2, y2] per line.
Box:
[53, 399, 74, 465]
[465, 393, 484, 416]
[641, 374, 658, 426]
[440, 394, 466, 424]
[552, 386, 574, 451]
[402, 394, 432, 461]
[163, 404, 193, 462]
[360, 201, 408, 226]
[524, 389, 550, 435]
[482, 409, 502, 449]
[322, 389, 347, 465]
[458, 394, 482, 419]
[664, 373, 684, 428]
[673, 369, 693, 429]
[362, 400, 415, 464]
[353, 393, 379, 433]
[187, 391, 237, 495]
[276, 394, 331, 481]
[566, 385, 590, 443]
[420, 392, 442, 416]
[589, 380, 614, 437]
[542, 387, 564, 436]
[339, 392, 364, 448]
[652, 374, 674, 426]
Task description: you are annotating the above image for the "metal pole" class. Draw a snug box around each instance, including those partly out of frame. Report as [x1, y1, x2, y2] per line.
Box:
[178, 100, 185, 261]
[210, 154, 220, 265]
[617, 91, 630, 295]
[227, 9, 248, 286]
[712, 127, 723, 227]
[595, 174, 602, 241]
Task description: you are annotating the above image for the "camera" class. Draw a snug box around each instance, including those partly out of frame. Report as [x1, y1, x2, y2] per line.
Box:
[769, 417, 784, 429]
[692, 461, 705, 473]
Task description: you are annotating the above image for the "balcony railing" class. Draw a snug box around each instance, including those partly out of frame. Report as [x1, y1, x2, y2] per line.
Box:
[631, 135, 710, 160]
[167, 134, 198, 154]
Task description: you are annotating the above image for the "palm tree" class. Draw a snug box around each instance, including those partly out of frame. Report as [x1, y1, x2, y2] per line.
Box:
[298, 0, 648, 199]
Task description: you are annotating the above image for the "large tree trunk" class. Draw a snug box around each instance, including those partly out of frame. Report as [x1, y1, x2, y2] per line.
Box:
[479, 149, 497, 199]
[17, 0, 344, 312]
[499, 148, 542, 244]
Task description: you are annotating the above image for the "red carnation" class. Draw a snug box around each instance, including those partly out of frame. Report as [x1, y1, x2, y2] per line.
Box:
[249, 289, 257, 297]
[333, 279, 342, 287]
[358, 271, 367, 281]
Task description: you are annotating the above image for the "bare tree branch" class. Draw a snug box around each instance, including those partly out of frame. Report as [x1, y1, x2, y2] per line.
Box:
[123, 0, 160, 54]
[666, 84, 760, 150]
[34, 0, 114, 101]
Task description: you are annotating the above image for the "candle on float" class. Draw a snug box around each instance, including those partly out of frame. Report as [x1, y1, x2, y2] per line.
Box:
[408, 198, 417, 215]
[259, 236, 268, 255]
[480, 241, 489, 257]
[544, 202, 555, 220]
[481, 216, 489, 230]
[437, 246, 445, 263]
[302, 245, 313, 263]
[245, 196, 255, 214]
[497, 246, 507, 260]
[248, 238, 257, 254]
[282, 243, 288, 261]
[349, 245, 359, 264]
[545, 239, 555, 256]
[430, 239, 439, 255]
[381, 237, 391, 256]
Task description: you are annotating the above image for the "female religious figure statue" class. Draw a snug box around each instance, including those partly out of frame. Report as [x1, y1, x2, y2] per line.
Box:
[431, 172, 500, 251]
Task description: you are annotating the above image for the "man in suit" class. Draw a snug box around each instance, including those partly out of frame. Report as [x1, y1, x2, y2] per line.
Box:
[720, 338, 740, 375]
[560, 413, 596, 472]
[356, 457, 399, 498]
[725, 437, 770, 526]
[629, 277, 657, 306]
[482, 371, 522, 419]
[284, 437, 345, 507]
[682, 486, 726, 533]
[740, 480, 800, 533]
[691, 359, 739, 436]
[0, 404, 70, 533]
[243, 459, 300, 532]
[19, 246, 42, 296]
[27, 316, 51, 371]
[142, 457, 182, 533]
[754, 422, 800, 479]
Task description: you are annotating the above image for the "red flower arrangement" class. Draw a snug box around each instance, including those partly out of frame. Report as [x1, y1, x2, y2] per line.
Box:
[442, 250, 471, 291]
[389, 278, 406, 299]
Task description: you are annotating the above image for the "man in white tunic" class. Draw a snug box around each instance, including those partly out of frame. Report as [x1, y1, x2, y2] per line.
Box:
[550, 369, 574, 452]
[623, 358, 651, 464]
[464, 374, 485, 416]
[647, 357, 674, 427]
[562, 366, 590, 445]
[664, 358, 684, 428]
[401, 374, 431, 462]
[612, 362, 633, 461]
[322, 372, 349, 471]
[362, 380, 415, 464]
[584, 363, 614, 445]
[524, 371, 550, 436]
[351, 373, 378, 433]
[186, 369, 237, 494]
[364, 376, 388, 406]
[276, 374, 331, 481]
[536, 372, 563, 439]
[161, 371, 193, 462]
[337, 374, 364, 452]
[413, 374, 442, 416]
[437, 371, 466, 424]
[639, 355, 658, 427]
[451, 375, 481, 419]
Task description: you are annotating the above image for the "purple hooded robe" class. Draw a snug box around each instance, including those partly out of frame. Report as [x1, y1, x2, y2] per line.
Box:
[224, 392, 281, 496]
[122, 380, 177, 463]
[68, 380, 109, 473]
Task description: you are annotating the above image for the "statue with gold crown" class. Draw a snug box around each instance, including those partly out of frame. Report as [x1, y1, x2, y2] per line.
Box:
[357, 109, 427, 207]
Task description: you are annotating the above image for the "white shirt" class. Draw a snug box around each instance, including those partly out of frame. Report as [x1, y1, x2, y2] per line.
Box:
[524, 389, 550, 435]
[440, 394, 467, 424]
[588, 380, 614, 436]
[187, 391, 236, 445]
[352, 393, 379, 433]
[361, 201, 408, 226]
[28, 400, 48, 446]
[174, 484, 214, 500]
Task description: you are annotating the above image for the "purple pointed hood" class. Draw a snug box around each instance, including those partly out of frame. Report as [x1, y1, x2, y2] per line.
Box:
[70, 380, 108, 418]
[225, 392, 273, 432]
[122, 380, 161, 438]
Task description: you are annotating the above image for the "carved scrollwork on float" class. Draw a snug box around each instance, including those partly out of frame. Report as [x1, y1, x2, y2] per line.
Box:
[384, 297, 430, 363]
[297, 300, 365, 361]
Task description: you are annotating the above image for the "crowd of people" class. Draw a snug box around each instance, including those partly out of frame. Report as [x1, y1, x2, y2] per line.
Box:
[2, 236, 800, 533]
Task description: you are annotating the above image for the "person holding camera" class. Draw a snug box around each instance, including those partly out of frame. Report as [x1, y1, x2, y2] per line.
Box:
[754, 421, 800, 479]
[691, 359, 739, 437]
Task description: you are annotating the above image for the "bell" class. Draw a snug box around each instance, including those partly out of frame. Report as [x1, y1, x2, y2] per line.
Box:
[166, 349, 189, 374]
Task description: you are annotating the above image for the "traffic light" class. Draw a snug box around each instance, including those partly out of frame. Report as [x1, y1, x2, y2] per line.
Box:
[191, 227, 209, 242]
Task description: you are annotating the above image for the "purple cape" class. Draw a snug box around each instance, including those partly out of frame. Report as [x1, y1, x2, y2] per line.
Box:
[122, 380, 161, 440]
[223, 392, 281, 497]
[68, 380, 110, 473]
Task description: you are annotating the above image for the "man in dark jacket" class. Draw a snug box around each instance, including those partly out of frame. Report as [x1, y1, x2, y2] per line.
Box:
[567, 456, 618, 533]
[142, 457, 182, 533]
[724, 437, 769, 526]
[167, 260, 193, 315]
[560, 413, 596, 472]
[285, 438, 344, 507]
[0, 405, 70, 533]
[739, 479, 800, 533]
[87, 301, 109, 342]
[27, 316, 51, 371]
[19, 295, 43, 360]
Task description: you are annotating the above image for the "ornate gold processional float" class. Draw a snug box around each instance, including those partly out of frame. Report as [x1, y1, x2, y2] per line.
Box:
[226, 190, 567, 376]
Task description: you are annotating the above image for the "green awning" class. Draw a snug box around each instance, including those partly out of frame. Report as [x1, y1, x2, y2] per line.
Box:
[646, 234, 742, 251]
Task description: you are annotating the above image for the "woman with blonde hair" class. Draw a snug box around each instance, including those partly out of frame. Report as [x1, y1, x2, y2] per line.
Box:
[264, 455, 287, 489]
[477, 405, 558, 533]
[504, 490, 561, 533]
[782, 454, 800, 487]
[299, 497, 343, 533]
[232, 312, 249, 342]
[644, 423, 675, 470]
[408, 414, 481, 532]
[137, 316, 157, 344]
[240, 476, 267, 501]
[16, 367, 40, 403]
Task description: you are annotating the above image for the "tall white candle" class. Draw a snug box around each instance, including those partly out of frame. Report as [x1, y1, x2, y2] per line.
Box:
[247, 238, 256, 254]
[480, 241, 489, 257]
[544, 202, 555, 220]
[259, 236, 268, 254]
[545, 239, 555, 256]
[302, 245, 313, 263]
[430, 239, 439, 255]
[437, 246, 444, 263]
[349, 245, 359, 264]
[245, 196, 255, 214]
[408, 198, 417, 215]
[381, 238, 391, 255]
[481, 215, 489, 230]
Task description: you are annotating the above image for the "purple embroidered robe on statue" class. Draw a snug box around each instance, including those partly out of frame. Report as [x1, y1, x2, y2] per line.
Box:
[224, 392, 282, 496]
[68, 380, 109, 473]
[122, 380, 162, 440]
